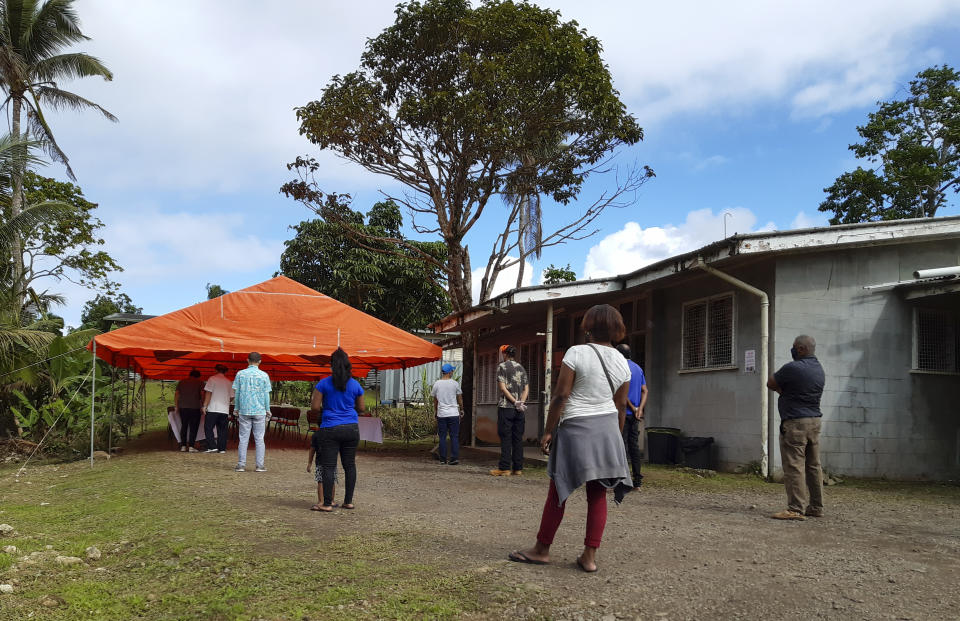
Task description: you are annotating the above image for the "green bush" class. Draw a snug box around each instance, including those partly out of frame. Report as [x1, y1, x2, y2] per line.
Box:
[375, 405, 436, 441]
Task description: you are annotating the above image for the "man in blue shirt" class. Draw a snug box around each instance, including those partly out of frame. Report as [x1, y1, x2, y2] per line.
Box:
[232, 352, 272, 473]
[616, 344, 648, 489]
[767, 334, 825, 520]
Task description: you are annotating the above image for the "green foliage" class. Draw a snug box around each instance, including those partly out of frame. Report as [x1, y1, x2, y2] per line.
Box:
[289, 0, 646, 315]
[206, 283, 227, 299]
[279, 199, 451, 330]
[819, 65, 960, 224]
[79, 292, 141, 331]
[375, 404, 437, 441]
[0, 0, 116, 178]
[542, 263, 577, 284]
[20, 172, 121, 290]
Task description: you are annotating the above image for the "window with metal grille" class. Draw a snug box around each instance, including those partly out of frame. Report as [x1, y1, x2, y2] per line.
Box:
[914, 308, 959, 372]
[477, 353, 498, 403]
[520, 342, 544, 402]
[682, 294, 735, 369]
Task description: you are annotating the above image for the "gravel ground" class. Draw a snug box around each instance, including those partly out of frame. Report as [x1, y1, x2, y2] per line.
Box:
[11, 437, 959, 620]
[193, 440, 960, 621]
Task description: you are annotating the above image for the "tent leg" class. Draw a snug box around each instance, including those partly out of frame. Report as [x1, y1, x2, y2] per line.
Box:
[90, 340, 97, 467]
[401, 364, 408, 445]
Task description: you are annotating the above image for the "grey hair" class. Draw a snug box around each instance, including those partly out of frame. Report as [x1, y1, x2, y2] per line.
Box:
[795, 335, 816, 354]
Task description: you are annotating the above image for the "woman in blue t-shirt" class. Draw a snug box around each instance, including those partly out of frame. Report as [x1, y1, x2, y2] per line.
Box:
[310, 347, 365, 512]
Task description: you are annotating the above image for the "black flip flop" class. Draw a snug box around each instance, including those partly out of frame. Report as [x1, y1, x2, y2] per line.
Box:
[508, 550, 548, 565]
[576, 557, 598, 573]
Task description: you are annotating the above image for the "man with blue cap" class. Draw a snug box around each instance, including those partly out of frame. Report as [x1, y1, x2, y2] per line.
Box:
[431, 362, 464, 465]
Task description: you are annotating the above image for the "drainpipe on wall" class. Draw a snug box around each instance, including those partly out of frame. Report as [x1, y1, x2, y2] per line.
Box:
[693, 260, 771, 480]
[542, 302, 554, 439]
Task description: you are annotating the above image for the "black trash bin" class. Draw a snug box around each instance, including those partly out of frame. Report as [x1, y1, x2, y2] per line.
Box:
[646, 427, 681, 464]
[680, 436, 714, 469]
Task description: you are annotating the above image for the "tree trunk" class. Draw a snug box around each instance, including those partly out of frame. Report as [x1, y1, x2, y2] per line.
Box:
[9, 95, 25, 317]
[444, 239, 475, 445]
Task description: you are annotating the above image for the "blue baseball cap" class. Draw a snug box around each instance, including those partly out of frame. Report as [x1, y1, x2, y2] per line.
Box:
[441, 363, 455, 373]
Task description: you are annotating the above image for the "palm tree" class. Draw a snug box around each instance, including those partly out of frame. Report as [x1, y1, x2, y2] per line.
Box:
[0, 0, 115, 312]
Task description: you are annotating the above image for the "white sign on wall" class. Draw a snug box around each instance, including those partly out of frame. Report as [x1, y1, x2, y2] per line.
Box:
[744, 349, 756, 373]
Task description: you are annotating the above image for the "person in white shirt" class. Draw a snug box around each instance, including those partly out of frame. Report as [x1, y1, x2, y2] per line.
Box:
[202, 364, 234, 454]
[431, 363, 464, 465]
[508, 304, 633, 574]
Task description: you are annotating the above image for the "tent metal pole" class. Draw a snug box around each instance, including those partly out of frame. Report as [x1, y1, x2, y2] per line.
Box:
[401, 363, 408, 445]
[90, 340, 96, 467]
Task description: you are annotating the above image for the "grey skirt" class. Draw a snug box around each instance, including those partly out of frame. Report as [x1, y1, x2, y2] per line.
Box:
[547, 412, 633, 506]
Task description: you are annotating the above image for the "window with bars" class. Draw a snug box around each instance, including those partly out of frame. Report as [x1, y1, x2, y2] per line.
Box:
[682, 293, 734, 370]
[520, 342, 544, 402]
[914, 308, 959, 372]
[477, 353, 498, 403]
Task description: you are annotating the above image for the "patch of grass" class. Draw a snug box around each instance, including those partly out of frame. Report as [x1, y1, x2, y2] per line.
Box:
[0, 457, 490, 620]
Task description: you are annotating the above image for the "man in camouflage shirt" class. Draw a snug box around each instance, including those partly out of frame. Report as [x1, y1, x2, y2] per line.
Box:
[491, 345, 529, 476]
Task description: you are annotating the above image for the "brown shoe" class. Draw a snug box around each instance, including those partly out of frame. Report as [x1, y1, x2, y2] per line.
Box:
[511, 470, 522, 476]
[489, 469, 512, 476]
[771, 510, 806, 520]
[804, 508, 823, 517]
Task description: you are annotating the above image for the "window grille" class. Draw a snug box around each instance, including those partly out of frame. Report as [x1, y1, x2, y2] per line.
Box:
[915, 308, 958, 372]
[682, 294, 734, 369]
[520, 342, 544, 402]
[477, 353, 499, 403]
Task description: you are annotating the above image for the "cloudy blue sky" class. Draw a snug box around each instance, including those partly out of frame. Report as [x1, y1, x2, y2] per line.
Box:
[40, 0, 960, 327]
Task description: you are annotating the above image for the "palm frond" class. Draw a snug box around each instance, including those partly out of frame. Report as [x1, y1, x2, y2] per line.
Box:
[23, 0, 88, 63]
[33, 84, 115, 119]
[32, 51, 111, 82]
[0, 199, 71, 250]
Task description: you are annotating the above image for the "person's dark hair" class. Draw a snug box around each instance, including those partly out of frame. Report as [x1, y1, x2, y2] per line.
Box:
[248, 352, 261, 364]
[214, 364, 228, 373]
[331, 347, 352, 391]
[616, 343, 631, 360]
[581, 304, 626, 343]
[189, 369, 201, 378]
[504, 345, 517, 358]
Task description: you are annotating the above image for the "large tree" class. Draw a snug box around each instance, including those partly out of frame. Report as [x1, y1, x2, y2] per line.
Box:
[0, 0, 116, 312]
[289, 0, 649, 437]
[16, 172, 120, 297]
[819, 65, 959, 224]
[279, 198, 450, 331]
[78, 292, 140, 332]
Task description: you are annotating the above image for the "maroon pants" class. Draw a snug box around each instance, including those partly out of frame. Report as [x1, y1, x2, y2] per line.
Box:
[536, 479, 608, 549]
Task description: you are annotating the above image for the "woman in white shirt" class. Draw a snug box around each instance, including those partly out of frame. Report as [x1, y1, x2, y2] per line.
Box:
[508, 304, 633, 573]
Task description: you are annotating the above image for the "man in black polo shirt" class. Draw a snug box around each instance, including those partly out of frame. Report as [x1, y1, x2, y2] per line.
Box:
[767, 334, 825, 520]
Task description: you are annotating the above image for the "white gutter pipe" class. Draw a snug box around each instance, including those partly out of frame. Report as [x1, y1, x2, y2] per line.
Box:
[913, 266, 960, 279]
[693, 260, 771, 480]
[543, 302, 554, 438]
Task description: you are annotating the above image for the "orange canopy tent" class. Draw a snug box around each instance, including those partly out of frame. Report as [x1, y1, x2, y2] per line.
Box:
[87, 276, 441, 380]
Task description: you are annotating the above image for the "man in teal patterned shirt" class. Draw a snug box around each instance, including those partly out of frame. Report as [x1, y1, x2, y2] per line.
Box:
[232, 352, 272, 472]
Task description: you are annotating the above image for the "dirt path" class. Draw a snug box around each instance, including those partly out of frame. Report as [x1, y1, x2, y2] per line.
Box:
[50, 439, 960, 620]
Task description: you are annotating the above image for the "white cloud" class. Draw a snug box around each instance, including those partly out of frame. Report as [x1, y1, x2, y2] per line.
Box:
[583, 207, 764, 279]
[550, 0, 959, 122]
[101, 209, 283, 282]
[34, 0, 958, 196]
[472, 257, 534, 304]
[790, 211, 830, 229]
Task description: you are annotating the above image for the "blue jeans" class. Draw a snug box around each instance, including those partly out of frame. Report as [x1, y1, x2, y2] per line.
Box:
[237, 415, 266, 468]
[437, 416, 460, 462]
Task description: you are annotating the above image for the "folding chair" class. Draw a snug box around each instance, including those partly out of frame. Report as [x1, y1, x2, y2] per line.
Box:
[269, 405, 286, 436]
[281, 407, 302, 440]
[306, 409, 321, 442]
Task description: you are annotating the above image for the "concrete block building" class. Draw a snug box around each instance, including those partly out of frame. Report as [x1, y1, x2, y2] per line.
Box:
[432, 216, 960, 480]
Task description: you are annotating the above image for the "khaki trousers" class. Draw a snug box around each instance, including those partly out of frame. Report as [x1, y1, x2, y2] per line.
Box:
[779, 417, 823, 514]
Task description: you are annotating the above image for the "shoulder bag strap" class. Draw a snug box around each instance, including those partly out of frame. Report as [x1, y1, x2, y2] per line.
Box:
[587, 343, 617, 399]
